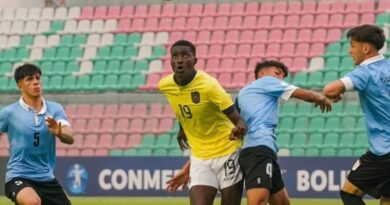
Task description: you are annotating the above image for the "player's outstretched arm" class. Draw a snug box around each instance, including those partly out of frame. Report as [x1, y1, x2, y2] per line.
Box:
[291, 88, 332, 113]
[45, 116, 74, 144]
[166, 160, 190, 193]
[225, 108, 248, 140]
[323, 80, 346, 103]
[176, 124, 189, 151]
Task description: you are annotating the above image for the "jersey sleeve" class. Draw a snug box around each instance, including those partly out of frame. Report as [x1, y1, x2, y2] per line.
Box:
[258, 76, 298, 100]
[208, 80, 234, 111]
[344, 66, 370, 91]
[0, 108, 8, 133]
[54, 104, 71, 127]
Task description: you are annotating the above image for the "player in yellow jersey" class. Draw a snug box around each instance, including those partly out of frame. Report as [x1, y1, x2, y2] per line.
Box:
[159, 40, 247, 205]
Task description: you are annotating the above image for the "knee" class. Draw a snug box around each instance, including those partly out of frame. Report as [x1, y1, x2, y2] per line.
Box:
[23, 197, 41, 205]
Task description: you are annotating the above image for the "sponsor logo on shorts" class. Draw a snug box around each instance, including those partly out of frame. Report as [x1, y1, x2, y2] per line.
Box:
[257, 177, 261, 184]
[14, 181, 23, 186]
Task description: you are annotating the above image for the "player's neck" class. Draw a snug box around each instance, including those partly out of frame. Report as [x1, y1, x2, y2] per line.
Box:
[22, 95, 43, 111]
[175, 70, 197, 87]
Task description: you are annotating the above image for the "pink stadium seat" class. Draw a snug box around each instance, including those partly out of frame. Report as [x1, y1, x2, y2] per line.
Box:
[217, 3, 231, 16]
[259, 2, 274, 15]
[129, 18, 145, 32]
[106, 6, 121, 19]
[210, 31, 225, 44]
[295, 43, 310, 57]
[265, 43, 280, 58]
[161, 4, 175, 18]
[360, 13, 375, 25]
[83, 134, 99, 148]
[120, 5, 134, 19]
[186, 17, 200, 31]
[231, 72, 247, 89]
[360, 0, 375, 13]
[251, 44, 266, 58]
[171, 17, 186, 31]
[143, 118, 159, 134]
[314, 14, 329, 28]
[343, 14, 359, 28]
[297, 29, 312, 43]
[149, 103, 163, 118]
[312, 29, 327, 43]
[199, 16, 214, 31]
[205, 59, 220, 73]
[328, 14, 344, 28]
[197, 31, 211, 45]
[197, 59, 206, 71]
[162, 104, 175, 119]
[299, 14, 314, 29]
[273, 1, 288, 15]
[316, 1, 331, 14]
[127, 134, 142, 147]
[242, 16, 257, 30]
[291, 57, 307, 72]
[225, 30, 239, 44]
[94, 6, 107, 19]
[197, 45, 208, 59]
[218, 73, 232, 89]
[288, 1, 302, 14]
[76, 104, 91, 119]
[203, 3, 217, 17]
[236, 44, 251, 58]
[175, 4, 189, 17]
[345, 1, 359, 14]
[189, 3, 203, 17]
[167, 31, 183, 45]
[73, 119, 87, 134]
[253, 30, 268, 43]
[326, 28, 342, 43]
[66, 149, 80, 156]
[140, 74, 160, 91]
[103, 104, 119, 119]
[79, 6, 93, 20]
[208, 45, 222, 58]
[100, 118, 115, 134]
[268, 29, 283, 43]
[231, 2, 245, 16]
[228, 16, 242, 30]
[232, 58, 247, 71]
[285, 15, 300, 29]
[90, 105, 104, 119]
[56, 149, 65, 156]
[301, 1, 316, 14]
[80, 148, 94, 156]
[239, 30, 254, 44]
[0, 135, 9, 149]
[280, 57, 293, 70]
[282, 29, 297, 43]
[183, 31, 197, 43]
[134, 5, 148, 18]
[97, 134, 113, 148]
[256, 16, 271, 29]
[222, 45, 237, 58]
[113, 134, 128, 149]
[309, 43, 325, 57]
[129, 118, 144, 133]
[115, 119, 130, 134]
[220, 59, 234, 72]
[115, 18, 130, 33]
[148, 4, 161, 18]
[65, 104, 77, 119]
[248, 58, 261, 74]
[245, 2, 259, 16]
[378, 0, 390, 13]
[214, 16, 228, 30]
[85, 119, 101, 134]
[132, 104, 147, 118]
[157, 118, 173, 134]
[95, 148, 108, 156]
[144, 18, 158, 32]
[330, 1, 344, 14]
[158, 17, 172, 31]
[280, 43, 295, 58]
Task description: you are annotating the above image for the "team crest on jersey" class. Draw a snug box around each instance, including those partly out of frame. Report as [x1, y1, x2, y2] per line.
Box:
[191, 91, 200, 104]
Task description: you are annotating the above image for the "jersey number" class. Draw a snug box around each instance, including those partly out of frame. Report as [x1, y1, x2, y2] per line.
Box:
[224, 159, 236, 177]
[33, 132, 40, 147]
[179, 104, 192, 119]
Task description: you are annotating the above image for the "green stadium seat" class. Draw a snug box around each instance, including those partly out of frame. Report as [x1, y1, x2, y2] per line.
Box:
[168, 121, 180, 135]
[340, 56, 354, 70]
[110, 46, 125, 60]
[75, 75, 90, 90]
[40, 61, 53, 74]
[353, 148, 367, 156]
[19, 35, 33, 47]
[280, 102, 296, 117]
[150, 46, 166, 59]
[124, 46, 138, 58]
[339, 133, 355, 148]
[322, 71, 338, 85]
[284, 74, 292, 83]
[7, 79, 17, 92]
[293, 117, 309, 132]
[292, 72, 308, 87]
[89, 74, 104, 91]
[62, 75, 76, 91]
[52, 61, 66, 75]
[2, 48, 16, 62]
[320, 147, 336, 156]
[96, 47, 110, 60]
[155, 134, 172, 148]
[94, 60, 107, 74]
[168, 148, 182, 156]
[132, 73, 146, 89]
[324, 43, 341, 57]
[340, 117, 356, 132]
[137, 147, 152, 156]
[340, 43, 350, 57]
[306, 72, 323, 88]
[47, 75, 63, 91]
[70, 47, 83, 59]
[0, 76, 9, 92]
[109, 149, 123, 156]
[331, 102, 343, 115]
[120, 60, 134, 74]
[60, 35, 73, 47]
[152, 148, 168, 156]
[15, 48, 29, 61]
[123, 148, 137, 156]
[338, 148, 353, 156]
[323, 133, 339, 148]
[139, 134, 156, 148]
[107, 60, 121, 74]
[307, 133, 323, 148]
[277, 133, 290, 148]
[324, 117, 340, 132]
[375, 13, 390, 26]
[354, 133, 368, 148]
[73, 34, 87, 45]
[290, 133, 307, 148]
[43, 47, 56, 61]
[355, 117, 366, 132]
[117, 74, 133, 90]
[324, 57, 340, 70]
[305, 148, 319, 156]
[0, 62, 12, 74]
[65, 61, 80, 74]
[127, 33, 141, 45]
[56, 47, 70, 61]
[277, 117, 294, 133]
[343, 102, 359, 116]
[103, 74, 118, 90]
[290, 148, 305, 156]
[296, 103, 312, 117]
[41, 76, 49, 89]
[309, 117, 325, 132]
[114, 34, 127, 45]
[49, 21, 64, 34]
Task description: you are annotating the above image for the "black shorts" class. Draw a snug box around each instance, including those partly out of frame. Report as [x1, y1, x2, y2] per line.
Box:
[347, 151, 390, 199]
[5, 177, 71, 205]
[239, 145, 285, 194]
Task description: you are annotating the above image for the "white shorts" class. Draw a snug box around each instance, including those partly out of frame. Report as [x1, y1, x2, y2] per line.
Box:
[189, 149, 242, 190]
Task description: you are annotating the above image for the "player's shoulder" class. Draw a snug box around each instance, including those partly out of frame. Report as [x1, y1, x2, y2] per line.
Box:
[45, 100, 64, 111]
[0, 102, 19, 114]
[197, 70, 220, 87]
[158, 73, 174, 89]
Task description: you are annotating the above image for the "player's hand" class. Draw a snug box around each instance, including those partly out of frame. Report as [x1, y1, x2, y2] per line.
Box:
[330, 93, 344, 103]
[314, 97, 332, 113]
[230, 122, 247, 140]
[177, 134, 189, 151]
[45, 116, 62, 137]
[166, 170, 189, 193]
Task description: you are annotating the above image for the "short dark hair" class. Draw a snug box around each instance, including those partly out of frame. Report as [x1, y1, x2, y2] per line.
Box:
[171, 40, 196, 56]
[254, 60, 289, 79]
[14, 64, 42, 83]
[347, 24, 385, 50]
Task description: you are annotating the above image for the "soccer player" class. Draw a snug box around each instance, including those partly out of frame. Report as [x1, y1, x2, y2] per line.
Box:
[236, 60, 331, 205]
[0, 64, 74, 205]
[159, 40, 247, 205]
[323, 24, 390, 205]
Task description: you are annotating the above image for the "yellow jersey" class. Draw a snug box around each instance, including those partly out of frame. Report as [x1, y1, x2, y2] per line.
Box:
[159, 70, 241, 159]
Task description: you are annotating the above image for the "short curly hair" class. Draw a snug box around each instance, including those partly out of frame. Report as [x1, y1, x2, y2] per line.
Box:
[254, 60, 289, 79]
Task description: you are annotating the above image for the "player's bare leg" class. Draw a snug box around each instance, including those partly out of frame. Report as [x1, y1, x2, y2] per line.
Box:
[246, 188, 269, 205]
[340, 179, 365, 205]
[190, 185, 217, 205]
[380, 197, 390, 205]
[269, 188, 291, 205]
[16, 187, 41, 205]
[220, 180, 243, 205]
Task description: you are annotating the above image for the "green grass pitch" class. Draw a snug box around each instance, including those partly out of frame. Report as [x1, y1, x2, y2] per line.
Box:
[0, 196, 377, 205]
